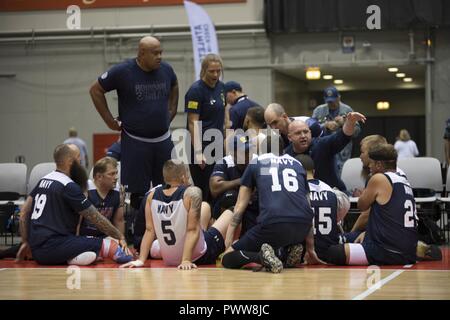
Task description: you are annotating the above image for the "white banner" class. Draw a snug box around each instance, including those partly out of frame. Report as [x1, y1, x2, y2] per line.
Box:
[184, 0, 219, 80]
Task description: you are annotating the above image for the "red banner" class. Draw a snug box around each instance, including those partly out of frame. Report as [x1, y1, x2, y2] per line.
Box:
[0, 0, 245, 12]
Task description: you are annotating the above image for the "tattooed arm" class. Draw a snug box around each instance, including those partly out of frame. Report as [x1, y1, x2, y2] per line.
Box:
[79, 205, 124, 241]
[179, 186, 203, 270]
[224, 185, 252, 250]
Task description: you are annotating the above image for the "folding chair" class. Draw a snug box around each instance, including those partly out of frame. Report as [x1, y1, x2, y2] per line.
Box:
[438, 167, 450, 242]
[340, 158, 366, 231]
[27, 162, 56, 194]
[398, 157, 445, 243]
[0, 163, 27, 244]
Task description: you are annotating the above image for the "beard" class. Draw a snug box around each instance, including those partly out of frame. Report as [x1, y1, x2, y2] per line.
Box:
[70, 161, 88, 192]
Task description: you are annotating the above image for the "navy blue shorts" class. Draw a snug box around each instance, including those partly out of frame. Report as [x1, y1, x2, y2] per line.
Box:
[362, 240, 416, 265]
[121, 132, 174, 194]
[194, 227, 225, 265]
[232, 222, 311, 252]
[343, 231, 363, 243]
[31, 235, 103, 265]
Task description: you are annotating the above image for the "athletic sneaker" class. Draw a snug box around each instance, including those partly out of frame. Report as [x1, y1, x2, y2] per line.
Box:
[285, 244, 303, 268]
[259, 243, 283, 273]
[113, 247, 133, 264]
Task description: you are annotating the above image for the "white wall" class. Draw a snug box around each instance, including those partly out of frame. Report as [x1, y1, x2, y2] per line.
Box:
[0, 1, 270, 171]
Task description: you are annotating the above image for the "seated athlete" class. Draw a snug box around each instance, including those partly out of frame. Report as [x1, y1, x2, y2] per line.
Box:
[221, 134, 323, 273]
[295, 154, 350, 262]
[78, 157, 125, 237]
[121, 159, 232, 270]
[326, 144, 419, 266]
[16, 144, 132, 266]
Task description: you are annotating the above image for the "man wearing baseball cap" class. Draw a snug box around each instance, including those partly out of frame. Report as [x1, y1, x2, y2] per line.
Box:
[224, 81, 261, 130]
[312, 86, 361, 177]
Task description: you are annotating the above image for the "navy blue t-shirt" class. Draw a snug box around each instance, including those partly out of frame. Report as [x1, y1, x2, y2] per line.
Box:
[229, 96, 260, 130]
[211, 155, 258, 213]
[364, 172, 418, 261]
[185, 80, 226, 150]
[284, 129, 350, 191]
[98, 59, 177, 138]
[28, 171, 92, 249]
[79, 187, 121, 238]
[240, 153, 313, 225]
[309, 179, 340, 257]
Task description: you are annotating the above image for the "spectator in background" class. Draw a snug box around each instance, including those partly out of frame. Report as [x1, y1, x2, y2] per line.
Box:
[444, 118, 450, 165]
[394, 129, 419, 159]
[224, 81, 260, 130]
[312, 86, 361, 177]
[64, 127, 89, 169]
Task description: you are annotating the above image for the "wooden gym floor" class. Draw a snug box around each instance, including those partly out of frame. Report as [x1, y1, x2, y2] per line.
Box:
[0, 247, 449, 300]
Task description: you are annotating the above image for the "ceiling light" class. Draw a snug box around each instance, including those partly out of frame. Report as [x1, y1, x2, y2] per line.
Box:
[388, 67, 398, 72]
[403, 77, 413, 82]
[396, 73, 406, 78]
[334, 79, 343, 85]
[306, 67, 321, 80]
[323, 75, 333, 80]
[376, 101, 390, 110]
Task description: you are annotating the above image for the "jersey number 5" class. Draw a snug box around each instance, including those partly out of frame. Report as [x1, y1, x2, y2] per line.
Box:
[161, 220, 176, 245]
[31, 194, 47, 220]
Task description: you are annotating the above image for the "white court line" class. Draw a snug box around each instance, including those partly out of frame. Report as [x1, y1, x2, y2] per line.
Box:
[352, 265, 413, 300]
[0, 269, 6, 272]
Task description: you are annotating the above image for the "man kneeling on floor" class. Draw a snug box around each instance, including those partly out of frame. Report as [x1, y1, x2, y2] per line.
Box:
[326, 143, 418, 266]
[121, 159, 233, 270]
[16, 144, 132, 266]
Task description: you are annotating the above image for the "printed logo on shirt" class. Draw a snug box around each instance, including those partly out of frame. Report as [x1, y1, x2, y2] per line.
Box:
[188, 101, 199, 110]
[135, 82, 169, 101]
[101, 72, 108, 79]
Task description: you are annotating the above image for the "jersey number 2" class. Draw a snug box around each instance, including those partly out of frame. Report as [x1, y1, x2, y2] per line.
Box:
[31, 194, 47, 220]
[161, 220, 176, 245]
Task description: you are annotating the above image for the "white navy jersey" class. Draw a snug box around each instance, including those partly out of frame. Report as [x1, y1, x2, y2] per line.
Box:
[241, 153, 314, 225]
[309, 179, 340, 256]
[28, 171, 92, 248]
[151, 185, 206, 266]
[365, 172, 418, 260]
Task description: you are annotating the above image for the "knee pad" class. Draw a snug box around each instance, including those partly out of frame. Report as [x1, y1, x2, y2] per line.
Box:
[220, 191, 238, 210]
[221, 251, 243, 269]
[324, 244, 347, 265]
[67, 251, 97, 266]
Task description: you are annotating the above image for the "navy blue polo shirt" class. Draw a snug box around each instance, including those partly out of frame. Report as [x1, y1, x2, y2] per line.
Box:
[185, 80, 226, 150]
[229, 96, 260, 130]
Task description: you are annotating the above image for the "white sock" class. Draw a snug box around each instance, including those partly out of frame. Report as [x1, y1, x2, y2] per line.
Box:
[67, 251, 97, 266]
[150, 240, 162, 259]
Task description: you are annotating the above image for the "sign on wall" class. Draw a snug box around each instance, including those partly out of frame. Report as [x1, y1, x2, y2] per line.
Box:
[0, 0, 245, 12]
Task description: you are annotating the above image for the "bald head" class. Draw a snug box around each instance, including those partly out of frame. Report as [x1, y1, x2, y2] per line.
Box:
[288, 120, 312, 153]
[137, 36, 162, 71]
[264, 103, 289, 135]
[265, 103, 285, 117]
